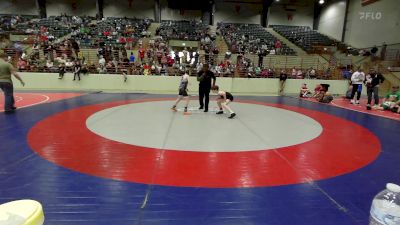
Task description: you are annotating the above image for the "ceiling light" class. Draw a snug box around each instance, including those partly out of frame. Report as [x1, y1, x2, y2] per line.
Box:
[319, 0, 325, 4]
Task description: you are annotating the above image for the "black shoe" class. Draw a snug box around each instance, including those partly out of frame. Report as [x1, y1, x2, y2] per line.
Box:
[216, 110, 224, 114]
[11, 106, 17, 110]
[199, 106, 203, 110]
[204, 109, 208, 112]
[228, 113, 236, 119]
[4, 109, 15, 114]
[366, 105, 371, 110]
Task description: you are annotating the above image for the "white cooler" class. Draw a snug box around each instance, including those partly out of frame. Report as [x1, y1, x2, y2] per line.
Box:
[0, 200, 44, 225]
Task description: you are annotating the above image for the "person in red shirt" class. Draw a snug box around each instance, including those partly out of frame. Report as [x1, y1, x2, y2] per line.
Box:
[126, 37, 134, 50]
[143, 63, 151, 75]
[118, 37, 126, 44]
[274, 40, 282, 54]
[139, 48, 145, 62]
[167, 56, 174, 67]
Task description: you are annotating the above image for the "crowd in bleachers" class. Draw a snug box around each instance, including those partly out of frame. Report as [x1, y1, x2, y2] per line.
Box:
[0, 15, 38, 34]
[4, 15, 396, 82]
[157, 20, 209, 41]
[218, 23, 296, 56]
[73, 17, 152, 49]
[271, 25, 336, 53]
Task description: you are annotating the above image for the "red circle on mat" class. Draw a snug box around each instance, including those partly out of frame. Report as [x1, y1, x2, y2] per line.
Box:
[27, 99, 381, 188]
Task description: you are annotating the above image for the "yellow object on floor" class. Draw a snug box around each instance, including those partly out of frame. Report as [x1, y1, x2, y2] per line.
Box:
[0, 200, 44, 225]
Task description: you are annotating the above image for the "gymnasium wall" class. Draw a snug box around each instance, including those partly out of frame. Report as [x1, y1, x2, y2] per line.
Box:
[268, 4, 314, 27]
[46, 0, 97, 17]
[13, 73, 350, 96]
[214, 1, 262, 25]
[318, 0, 346, 41]
[1, 0, 315, 27]
[344, 0, 400, 48]
[103, 0, 154, 19]
[0, 0, 38, 15]
[160, 0, 201, 21]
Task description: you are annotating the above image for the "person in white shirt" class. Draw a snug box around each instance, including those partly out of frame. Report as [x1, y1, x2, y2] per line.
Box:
[98, 55, 106, 67]
[21, 51, 28, 61]
[46, 60, 54, 69]
[310, 68, 316, 78]
[350, 67, 365, 104]
[291, 67, 297, 78]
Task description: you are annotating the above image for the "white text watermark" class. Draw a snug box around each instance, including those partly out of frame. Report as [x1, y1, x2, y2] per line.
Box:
[359, 12, 382, 20]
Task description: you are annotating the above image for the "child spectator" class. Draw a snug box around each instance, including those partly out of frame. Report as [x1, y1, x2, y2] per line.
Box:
[299, 84, 312, 98]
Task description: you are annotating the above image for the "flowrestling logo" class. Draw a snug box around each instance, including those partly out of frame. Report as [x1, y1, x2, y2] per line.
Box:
[359, 12, 382, 20]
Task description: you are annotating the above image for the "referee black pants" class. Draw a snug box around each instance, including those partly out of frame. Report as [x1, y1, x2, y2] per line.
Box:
[199, 87, 210, 110]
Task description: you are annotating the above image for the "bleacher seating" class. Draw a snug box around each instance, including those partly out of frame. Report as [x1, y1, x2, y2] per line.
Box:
[158, 20, 209, 41]
[0, 15, 39, 34]
[271, 25, 336, 53]
[218, 23, 296, 56]
[73, 17, 151, 49]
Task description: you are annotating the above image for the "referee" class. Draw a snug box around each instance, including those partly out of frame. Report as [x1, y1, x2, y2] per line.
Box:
[197, 64, 216, 112]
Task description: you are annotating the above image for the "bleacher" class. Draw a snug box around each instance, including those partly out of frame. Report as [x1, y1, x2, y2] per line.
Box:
[74, 17, 151, 49]
[271, 25, 336, 53]
[218, 23, 296, 56]
[158, 20, 209, 41]
[0, 15, 39, 34]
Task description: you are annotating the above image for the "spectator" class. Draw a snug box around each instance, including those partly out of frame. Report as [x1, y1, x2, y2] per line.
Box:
[374, 86, 400, 111]
[342, 68, 352, 79]
[225, 50, 231, 59]
[17, 58, 27, 71]
[98, 55, 106, 67]
[350, 67, 365, 104]
[143, 63, 151, 75]
[139, 47, 145, 62]
[0, 53, 25, 114]
[308, 67, 316, 79]
[300, 83, 311, 98]
[58, 63, 66, 79]
[81, 63, 89, 75]
[315, 84, 332, 103]
[291, 67, 297, 78]
[296, 69, 303, 79]
[274, 40, 282, 54]
[279, 70, 287, 94]
[21, 51, 28, 61]
[344, 84, 353, 99]
[371, 45, 378, 57]
[73, 60, 81, 81]
[257, 49, 264, 67]
[365, 69, 385, 110]
[71, 39, 80, 58]
[46, 60, 55, 72]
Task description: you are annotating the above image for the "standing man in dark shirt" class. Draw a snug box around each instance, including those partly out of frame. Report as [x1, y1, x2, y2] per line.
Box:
[365, 69, 385, 110]
[279, 69, 288, 95]
[197, 64, 216, 112]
